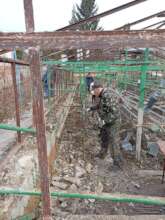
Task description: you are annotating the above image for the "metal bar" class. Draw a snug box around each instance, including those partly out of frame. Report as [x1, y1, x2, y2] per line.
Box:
[11, 63, 21, 142]
[116, 10, 165, 30]
[59, 65, 165, 73]
[43, 60, 160, 65]
[143, 20, 165, 29]
[0, 123, 36, 133]
[57, 0, 147, 31]
[0, 49, 11, 55]
[42, 49, 66, 59]
[1, 30, 165, 49]
[42, 1, 147, 58]
[23, 0, 35, 32]
[23, 0, 36, 129]
[156, 22, 165, 29]
[29, 48, 51, 220]
[0, 57, 29, 66]
[0, 189, 165, 206]
[158, 13, 165, 17]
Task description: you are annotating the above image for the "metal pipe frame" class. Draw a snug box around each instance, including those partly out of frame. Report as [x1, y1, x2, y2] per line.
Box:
[0, 189, 165, 206]
[143, 20, 165, 29]
[29, 48, 51, 219]
[57, 0, 147, 31]
[23, 1, 51, 218]
[0, 123, 36, 133]
[116, 10, 165, 30]
[156, 22, 165, 29]
[1, 30, 165, 50]
[11, 63, 21, 142]
[1, 0, 164, 219]
[0, 57, 29, 66]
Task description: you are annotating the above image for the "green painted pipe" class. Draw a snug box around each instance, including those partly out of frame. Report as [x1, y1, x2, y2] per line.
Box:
[0, 189, 165, 206]
[42, 60, 161, 66]
[62, 65, 165, 73]
[0, 124, 36, 134]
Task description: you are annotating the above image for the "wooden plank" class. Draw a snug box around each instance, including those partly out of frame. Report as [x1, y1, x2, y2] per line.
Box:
[136, 108, 144, 161]
[0, 30, 165, 50]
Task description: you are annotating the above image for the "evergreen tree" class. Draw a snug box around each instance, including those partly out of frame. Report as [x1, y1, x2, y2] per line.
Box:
[70, 0, 102, 30]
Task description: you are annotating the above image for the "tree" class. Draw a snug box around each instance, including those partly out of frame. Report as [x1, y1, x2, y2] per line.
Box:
[70, 0, 102, 30]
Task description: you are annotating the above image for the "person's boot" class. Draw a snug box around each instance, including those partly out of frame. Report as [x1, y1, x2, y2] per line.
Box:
[96, 148, 108, 159]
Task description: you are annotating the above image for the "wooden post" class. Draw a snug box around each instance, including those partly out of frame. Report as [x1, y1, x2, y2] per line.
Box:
[23, 0, 35, 33]
[23, 0, 36, 126]
[29, 48, 51, 220]
[11, 63, 21, 143]
[136, 108, 144, 161]
[136, 48, 149, 161]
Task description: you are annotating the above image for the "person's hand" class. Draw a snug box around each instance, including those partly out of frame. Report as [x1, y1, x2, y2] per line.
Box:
[86, 107, 91, 112]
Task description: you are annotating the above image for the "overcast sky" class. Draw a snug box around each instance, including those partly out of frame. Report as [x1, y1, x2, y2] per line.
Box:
[0, 0, 164, 32]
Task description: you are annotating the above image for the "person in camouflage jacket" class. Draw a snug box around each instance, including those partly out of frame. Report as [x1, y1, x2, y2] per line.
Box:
[88, 81, 122, 167]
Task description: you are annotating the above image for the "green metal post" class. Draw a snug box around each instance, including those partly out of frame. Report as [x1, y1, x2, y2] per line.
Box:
[139, 50, 149, 108]
[124, 49, 128, 90]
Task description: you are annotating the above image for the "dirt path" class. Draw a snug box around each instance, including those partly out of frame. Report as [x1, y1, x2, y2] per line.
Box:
[46, 96, 165, 220]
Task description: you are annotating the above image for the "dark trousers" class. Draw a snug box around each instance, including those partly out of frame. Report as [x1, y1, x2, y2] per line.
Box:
[100, 124, 110, 150]
[100, 122, 120, 160]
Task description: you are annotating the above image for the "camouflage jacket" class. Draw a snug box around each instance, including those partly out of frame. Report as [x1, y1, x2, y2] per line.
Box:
[91, 88, 120, 124]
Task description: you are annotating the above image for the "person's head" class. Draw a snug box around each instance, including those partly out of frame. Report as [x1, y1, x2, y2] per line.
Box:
[90, 81, 103, 97]
[87, 72, 92, 76]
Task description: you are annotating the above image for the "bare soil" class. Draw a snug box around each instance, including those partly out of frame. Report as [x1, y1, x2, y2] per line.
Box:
[48, 95, 165, 219]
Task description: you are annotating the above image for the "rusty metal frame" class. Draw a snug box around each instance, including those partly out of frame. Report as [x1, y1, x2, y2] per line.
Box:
[116, 10, 165, 30]
[0, 57, 29, 66]
[156, 22, 165, 29]
[11, 63, 21, 143]
[23, 0, 51, 219]
[1, 30, 165, 50]
[23, 0, 35, 32]
[0, 49, 11, 55]
[57, 0, 147, 31]
[1, 0, 165, 219]
[143, 20, 165, 29]
[29, 48, 51, 219]
[0, 57, 29, 143]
